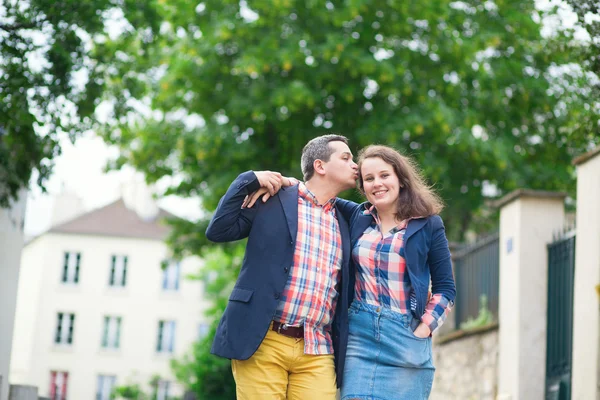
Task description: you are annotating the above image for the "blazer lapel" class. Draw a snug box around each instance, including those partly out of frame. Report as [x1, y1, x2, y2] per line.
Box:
[352, 213, 373, 245]
[335, 205, 351, 266]
[278, 186, 299, 244]
[405, 217, 427, 242]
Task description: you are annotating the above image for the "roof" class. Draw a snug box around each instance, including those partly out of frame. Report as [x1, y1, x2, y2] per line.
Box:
[572, 146, 600, 166]
[491, 189, 567, 209]
[48, 199, 175, 240]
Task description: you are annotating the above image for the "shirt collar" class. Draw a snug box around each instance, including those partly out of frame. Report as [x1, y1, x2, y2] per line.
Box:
[363, 203, 409, 231]
[298, 182, 337, 211]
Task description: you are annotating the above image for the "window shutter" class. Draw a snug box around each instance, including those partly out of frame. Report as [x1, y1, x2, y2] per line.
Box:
[55, 313, 63, 344]
[74, 253, 81, 283]
[109, 256, 116, 285]
[67, 314, 75, 344]
[115, 317, 122, 348]
[62, 253, 69, 283]
[122, 256, 128, 286]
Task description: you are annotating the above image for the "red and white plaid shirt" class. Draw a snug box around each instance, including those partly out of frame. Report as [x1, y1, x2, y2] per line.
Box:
[273, 182, 343, 355]
[353, 206, 452, 332]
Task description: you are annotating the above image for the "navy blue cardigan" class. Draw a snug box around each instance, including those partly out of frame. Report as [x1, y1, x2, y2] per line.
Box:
[335, 199, 456, 329]
[205, 171, 352, 388]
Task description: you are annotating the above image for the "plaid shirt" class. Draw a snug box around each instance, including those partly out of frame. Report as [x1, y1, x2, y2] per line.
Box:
[352, 206, 452, 333]
[273, 182, 343, 354]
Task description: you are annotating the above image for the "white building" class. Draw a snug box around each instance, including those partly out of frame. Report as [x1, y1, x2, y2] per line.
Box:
[9, 195, 208, 400]
[0, 190, 27, 400]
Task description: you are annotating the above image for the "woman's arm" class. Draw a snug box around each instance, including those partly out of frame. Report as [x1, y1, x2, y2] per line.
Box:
[418, 215, 456, 335]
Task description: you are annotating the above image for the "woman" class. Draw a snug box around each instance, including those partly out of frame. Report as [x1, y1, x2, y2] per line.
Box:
[243, 144, 456, 399]
[335, 145, 455, 400]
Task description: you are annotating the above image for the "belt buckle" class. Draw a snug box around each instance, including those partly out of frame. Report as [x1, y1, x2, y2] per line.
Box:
[278, 323, 288, 334]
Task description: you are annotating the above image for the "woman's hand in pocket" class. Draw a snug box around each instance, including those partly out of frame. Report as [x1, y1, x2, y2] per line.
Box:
[413, 322, 431, 339]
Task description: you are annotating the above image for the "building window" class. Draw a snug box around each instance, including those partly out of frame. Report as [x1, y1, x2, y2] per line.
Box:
[54, 313, 75, 345]
[198, 323, 210, 340]
[162, 262, 180, 291]
[49, 371, 68, 400]
[156, 380, 171, 400]
[101, 316, 122, 349]
[109, 255, 128, 287]
[156, 320, 176, 353]
[96, 375, 116, 400]
[61, 252, 81, 284]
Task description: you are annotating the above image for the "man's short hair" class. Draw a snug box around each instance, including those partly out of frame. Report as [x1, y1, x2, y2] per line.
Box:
[301, 134, 349, 181]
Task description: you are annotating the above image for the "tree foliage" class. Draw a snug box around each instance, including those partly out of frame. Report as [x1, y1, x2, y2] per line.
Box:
[0, 0, 159, 207]
[91, 0, 599, 396]
[96, 0, 598, 241]
[170, 245, 243, 400]
[565, 0, 600, 77]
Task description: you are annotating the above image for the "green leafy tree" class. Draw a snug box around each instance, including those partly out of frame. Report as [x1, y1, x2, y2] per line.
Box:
[113, 374, 178, 400]
[91, 0, 599, 396]
[114, 382, 147, 400]
[171, 245, 243, 400]
[565, 0, 599, 77]
[96, 0, 598, 240]
[0, 0, 160, 207]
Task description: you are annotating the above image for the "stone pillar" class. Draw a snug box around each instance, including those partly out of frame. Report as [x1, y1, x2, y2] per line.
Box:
[7, 385, 37, 400]
[496, 189, 566, 400]
[0, 191, 27, 400]
[571, 148, 600, 400]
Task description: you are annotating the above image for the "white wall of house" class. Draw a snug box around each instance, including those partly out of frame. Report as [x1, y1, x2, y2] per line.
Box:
[10, 232, 207, 399]
[572, 150, 600, 400]
[0, 191, 27, 400]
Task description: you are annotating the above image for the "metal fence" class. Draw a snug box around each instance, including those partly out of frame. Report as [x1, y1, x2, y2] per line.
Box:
[545, 230, 576, 400]
[452, 233, 500, 329]
[0, 377, 47, 400]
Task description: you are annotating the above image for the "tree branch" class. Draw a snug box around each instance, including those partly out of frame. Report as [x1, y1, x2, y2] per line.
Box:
[0, 22, 38, 32]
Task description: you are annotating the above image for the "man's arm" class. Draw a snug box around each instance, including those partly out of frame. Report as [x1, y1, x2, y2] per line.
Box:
[242, 176, 297, 208]
[205, 170, 283, 242]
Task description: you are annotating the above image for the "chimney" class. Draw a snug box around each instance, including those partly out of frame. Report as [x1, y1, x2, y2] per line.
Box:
[120, 176, 159, 221]
[51, 190, 84, 227]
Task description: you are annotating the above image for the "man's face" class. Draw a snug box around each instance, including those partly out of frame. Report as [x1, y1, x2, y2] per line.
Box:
[321, 141, 358, 191]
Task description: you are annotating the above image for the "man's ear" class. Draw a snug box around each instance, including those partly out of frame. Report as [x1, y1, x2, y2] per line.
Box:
[313, 159, 326, 176]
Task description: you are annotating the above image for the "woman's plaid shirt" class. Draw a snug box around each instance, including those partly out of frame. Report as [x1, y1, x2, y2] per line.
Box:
[353, 206, 452, 333]
[273, 182, 343, 355]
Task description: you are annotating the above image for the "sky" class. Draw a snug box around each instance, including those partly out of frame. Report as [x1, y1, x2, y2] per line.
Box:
[24, 132, 202, 237]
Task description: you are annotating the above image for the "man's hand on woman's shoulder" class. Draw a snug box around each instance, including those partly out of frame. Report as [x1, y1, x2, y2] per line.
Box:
[244, 173, 296, 208]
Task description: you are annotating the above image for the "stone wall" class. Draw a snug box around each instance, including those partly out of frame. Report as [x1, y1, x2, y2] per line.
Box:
[430, 324, 499, 400]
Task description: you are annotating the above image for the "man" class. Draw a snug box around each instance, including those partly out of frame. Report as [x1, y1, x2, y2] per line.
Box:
[205, 134, 358, 399]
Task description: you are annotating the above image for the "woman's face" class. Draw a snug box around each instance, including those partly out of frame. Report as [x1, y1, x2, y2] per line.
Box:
[360, 157, 401, 213]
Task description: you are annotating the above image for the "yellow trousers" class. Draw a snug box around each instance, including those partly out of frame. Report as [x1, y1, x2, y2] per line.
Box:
[231, 325, 337, 400]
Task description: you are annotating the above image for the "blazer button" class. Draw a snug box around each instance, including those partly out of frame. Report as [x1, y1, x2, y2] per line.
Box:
[274, 292, 280, 299]
[284, 267, 289, 273]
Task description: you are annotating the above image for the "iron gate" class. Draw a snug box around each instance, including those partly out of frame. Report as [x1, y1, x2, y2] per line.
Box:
[545, 231, 576, 400]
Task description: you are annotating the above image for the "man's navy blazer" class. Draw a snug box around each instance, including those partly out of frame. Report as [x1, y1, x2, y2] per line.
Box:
[205, 171, 352, 388]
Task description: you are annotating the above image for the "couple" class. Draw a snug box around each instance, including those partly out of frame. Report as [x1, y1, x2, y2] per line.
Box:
[205, 134, 456, 400]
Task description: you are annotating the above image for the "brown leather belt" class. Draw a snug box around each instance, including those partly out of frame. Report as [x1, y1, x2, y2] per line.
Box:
[272, 321, 304, 339]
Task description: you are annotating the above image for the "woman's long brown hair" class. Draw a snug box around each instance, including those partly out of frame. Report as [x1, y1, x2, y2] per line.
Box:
[357, 145, 444, 221]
